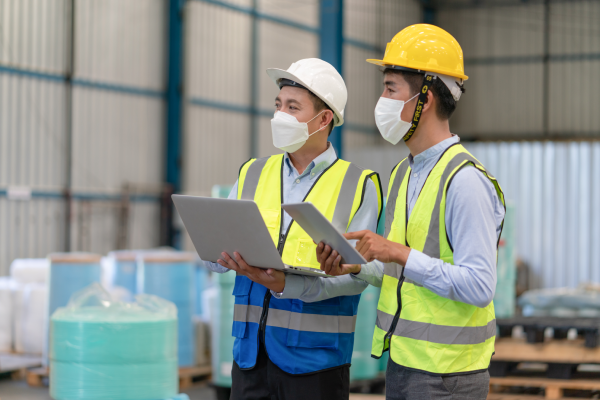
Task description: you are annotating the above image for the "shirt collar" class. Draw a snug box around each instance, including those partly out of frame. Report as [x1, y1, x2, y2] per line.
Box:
[284, 142, 338, 179]
[408, 134, 460, 169]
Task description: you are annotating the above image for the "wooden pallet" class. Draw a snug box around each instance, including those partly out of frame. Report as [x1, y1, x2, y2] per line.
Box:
[494, 338, 600, 364]
[23, 364, 212, 389]
[178, 364, 211, 389]
[497, 318, 600, 348]
[489, 376, 600, 399]
[491, 337, 600, 379]
[25, 367, 49, 387]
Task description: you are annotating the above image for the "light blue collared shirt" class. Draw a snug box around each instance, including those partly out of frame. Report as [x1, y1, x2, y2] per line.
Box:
[355, 135, 505, 308]
[204, 143, 380, 301]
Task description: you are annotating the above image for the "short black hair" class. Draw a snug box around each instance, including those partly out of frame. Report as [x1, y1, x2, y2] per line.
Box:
[383, 68, 457, 120]
[279, 78, 334, 136]
[307, 91, 334, 136]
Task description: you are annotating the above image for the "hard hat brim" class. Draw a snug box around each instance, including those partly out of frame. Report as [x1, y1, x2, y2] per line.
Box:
[366, 59, 469, 81]
[266, 68, 344, 127]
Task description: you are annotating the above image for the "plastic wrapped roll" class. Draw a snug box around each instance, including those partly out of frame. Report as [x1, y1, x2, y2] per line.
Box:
[0, 277, 16, 351]
[50, 360, 178, 400]
[195, 264, 210, 316]
[50, 283, 178, 400]
[350, 284, 380, 381]
[14, 282, 48, 354]
[211, 271, 236, 387]
[48, 253, 102, 317]
[10, 258, 50, 284]
[138, 252, 196, 366]
[108, 250, 139, 296]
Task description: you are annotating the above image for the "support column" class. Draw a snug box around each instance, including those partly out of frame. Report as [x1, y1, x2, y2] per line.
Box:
[319, 0, 344, 158]
[165, 0, 185, 247]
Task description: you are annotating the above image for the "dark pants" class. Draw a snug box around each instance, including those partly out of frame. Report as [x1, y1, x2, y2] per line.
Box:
[385, 358, 490, 400]
[230, 343, 350, 400]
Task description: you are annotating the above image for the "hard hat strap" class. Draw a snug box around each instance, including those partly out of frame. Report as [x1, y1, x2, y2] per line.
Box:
[402, 74, 434, 142]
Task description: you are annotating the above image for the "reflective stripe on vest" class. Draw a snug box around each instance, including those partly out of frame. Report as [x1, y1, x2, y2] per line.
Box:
[372, 144, 505, 375]
[233, 304, 358, 334]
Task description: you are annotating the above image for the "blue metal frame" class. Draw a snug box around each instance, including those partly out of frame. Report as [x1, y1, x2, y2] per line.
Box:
[195, 0, 319, 34]
[0, 189, 159, 202]
[0, 64, 166, 98]
[319, 0, 344, 158]
[165, 0, 185, 194]
[188, 97, 272, 117]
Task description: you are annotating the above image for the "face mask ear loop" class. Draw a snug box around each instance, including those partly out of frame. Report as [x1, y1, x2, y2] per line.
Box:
[398, 93, 419, 119]
[402, 74, 434, 142]
[307, 110, 328, 136]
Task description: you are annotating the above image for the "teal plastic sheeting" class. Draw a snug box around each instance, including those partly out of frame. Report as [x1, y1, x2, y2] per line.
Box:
[50, 283, 178, 400]
[494, 203, 517, 319]
[210, 271, 236, 388]
[350, 284, 381, 381]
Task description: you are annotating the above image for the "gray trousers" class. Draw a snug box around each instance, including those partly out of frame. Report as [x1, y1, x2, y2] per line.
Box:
[385, 358, 489, 400]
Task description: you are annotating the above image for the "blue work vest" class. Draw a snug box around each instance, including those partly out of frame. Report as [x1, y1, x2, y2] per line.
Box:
[232, 276, 361, 374]
[231, 155, 382, 374]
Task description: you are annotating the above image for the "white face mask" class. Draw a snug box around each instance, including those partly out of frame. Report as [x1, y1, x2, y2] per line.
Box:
[374, 94, 419, 145]
[271, 110, 325, 153]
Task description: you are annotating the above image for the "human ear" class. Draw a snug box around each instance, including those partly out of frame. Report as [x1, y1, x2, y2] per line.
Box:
[422, 90, 435, 115]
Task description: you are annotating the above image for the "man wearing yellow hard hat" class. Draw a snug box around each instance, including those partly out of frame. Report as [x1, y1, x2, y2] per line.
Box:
[317, 24, 506, 399]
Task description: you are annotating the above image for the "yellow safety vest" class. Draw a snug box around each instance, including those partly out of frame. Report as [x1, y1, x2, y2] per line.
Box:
[372, 143, 505, 375]
[238, 154, 383, 269]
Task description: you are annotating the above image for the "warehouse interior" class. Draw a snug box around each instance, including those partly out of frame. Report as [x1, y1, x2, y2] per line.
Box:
[1, 0, 600, 399]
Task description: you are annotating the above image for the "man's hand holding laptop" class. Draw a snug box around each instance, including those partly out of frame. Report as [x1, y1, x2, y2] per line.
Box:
[218, 252, 286, 293]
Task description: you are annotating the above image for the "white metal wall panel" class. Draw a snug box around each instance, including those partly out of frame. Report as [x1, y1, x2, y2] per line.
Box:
[438, 4, 546, 139]
[550, 1, 600, 56]
[0, 75, 68, 189]
[71, 87, 164, 193]
[464, 141, 600, 289]
[257, 0, 318, 28]
[343, 45, 380, 135]
[0, 0, 69, 73]
[342, 0, 421, 151]
[257, 20, 318, 111]
[74, 0, 167, 90]
[344, 0, 379, 46]
[185, 2, 252, 104]
[450, 63, 544, 138]
[183, 106, 251, 195]
[0, 198, 65, 275]
[549, 60, 600, 136]
[69, 200, 160, 254]
[256, 116, 281, 159]
[438, 5, 544, 59]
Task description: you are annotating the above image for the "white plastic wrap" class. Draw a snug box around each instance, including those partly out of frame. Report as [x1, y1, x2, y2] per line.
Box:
[0, 277, 17, 351]
[10, 258, 50, 284]
[519, 285, 600, 317]
[13, 282, 48, 354]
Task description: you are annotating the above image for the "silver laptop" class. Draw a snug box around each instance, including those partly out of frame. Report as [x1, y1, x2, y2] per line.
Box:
[172, 195, 331, 278]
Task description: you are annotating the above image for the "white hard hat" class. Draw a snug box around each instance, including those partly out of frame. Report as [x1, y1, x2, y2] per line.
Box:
[266, 58, 347, 127]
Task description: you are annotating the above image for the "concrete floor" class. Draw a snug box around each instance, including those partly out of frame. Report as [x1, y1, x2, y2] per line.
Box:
[0, 379, 218, 400]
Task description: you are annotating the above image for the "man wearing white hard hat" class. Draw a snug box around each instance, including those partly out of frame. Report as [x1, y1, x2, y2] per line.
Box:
[203, 58, 383, 399]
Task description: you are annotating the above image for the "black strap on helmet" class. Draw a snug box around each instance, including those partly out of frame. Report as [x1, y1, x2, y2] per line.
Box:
[403, 74, 434, 142]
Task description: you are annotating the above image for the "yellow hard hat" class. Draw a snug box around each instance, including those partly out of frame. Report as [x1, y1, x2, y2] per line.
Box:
[367, 24, 468, 81]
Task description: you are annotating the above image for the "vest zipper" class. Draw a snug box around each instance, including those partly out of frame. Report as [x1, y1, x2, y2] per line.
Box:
[383, 275, 405, 347]
[256, 158, 341, 357]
